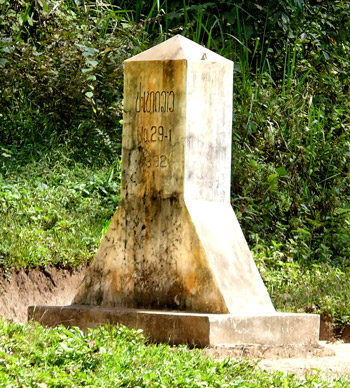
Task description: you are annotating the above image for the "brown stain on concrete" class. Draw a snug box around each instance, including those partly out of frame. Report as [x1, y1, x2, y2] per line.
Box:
[73, 192, 227, 313]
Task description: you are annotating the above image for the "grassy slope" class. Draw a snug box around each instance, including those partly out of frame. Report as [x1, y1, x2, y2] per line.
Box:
[1, 320, 349, 387]
[0, 147, 120, 269]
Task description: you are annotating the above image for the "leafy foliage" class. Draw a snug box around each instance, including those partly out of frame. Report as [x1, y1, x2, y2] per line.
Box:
[1, 320, 349, 387]
[0, 0, 147, 159]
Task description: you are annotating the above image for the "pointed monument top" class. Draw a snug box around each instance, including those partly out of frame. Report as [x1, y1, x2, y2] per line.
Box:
[125, 35, 231, 63]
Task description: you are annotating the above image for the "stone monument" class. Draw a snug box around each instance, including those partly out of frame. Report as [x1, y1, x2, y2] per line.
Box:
[29, 36, 319, 347]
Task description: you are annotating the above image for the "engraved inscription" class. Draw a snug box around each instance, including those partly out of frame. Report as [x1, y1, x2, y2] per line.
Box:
[138, 126, 172, 143]
[144, 153, 169, 168]
[135, 81, 174, 169]
[135, 83, 175, 113]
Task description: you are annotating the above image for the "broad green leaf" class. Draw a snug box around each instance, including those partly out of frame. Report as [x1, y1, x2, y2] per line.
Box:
[38, 0, 50, 13]
[0, 58, 8, 67]
[267, 173, 278, 184]
[267, 173, 278, 192]
[17, 14, 24, 26]
[296, 228, 311, 236]
[86, 59, 98, 67]
[276, 166, 288, 176]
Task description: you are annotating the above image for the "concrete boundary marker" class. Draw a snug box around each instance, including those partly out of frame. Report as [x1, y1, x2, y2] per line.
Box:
[28, 36, 320, 348]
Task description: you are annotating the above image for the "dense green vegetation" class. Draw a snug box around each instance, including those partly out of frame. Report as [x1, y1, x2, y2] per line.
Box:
[0, 151, 120, 268]
[1, 0, 350, 328]
[1, 319, 349, 387]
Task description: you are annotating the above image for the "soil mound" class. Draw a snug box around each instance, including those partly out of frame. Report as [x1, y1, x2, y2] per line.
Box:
[0, 265, 86, 322]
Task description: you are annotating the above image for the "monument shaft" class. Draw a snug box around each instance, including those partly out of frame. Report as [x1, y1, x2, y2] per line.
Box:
[73, 36, 275, 314]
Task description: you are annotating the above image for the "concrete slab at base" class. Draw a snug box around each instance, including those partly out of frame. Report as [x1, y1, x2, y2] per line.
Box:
[28, 305, 319, 347]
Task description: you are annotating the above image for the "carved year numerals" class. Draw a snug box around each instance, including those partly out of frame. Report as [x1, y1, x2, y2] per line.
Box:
[144, 154, 168, 168]
[138, 126, 172, 143]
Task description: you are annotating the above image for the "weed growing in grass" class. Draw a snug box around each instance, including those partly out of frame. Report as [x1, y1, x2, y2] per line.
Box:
[0, 320, 349, 387]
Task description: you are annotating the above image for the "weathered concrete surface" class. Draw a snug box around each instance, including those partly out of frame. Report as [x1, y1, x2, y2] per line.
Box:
[28, 305, 319, 347]
[72, 35, 275, 315]
[209, 313, 320, 346]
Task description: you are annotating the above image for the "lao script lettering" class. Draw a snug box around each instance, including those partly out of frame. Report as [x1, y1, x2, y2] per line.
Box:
[135, 83, 175, 113]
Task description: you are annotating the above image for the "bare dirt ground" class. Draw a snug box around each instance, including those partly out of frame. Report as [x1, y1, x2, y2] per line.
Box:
[205, 343, 350, 378]
[258, 342, 350, 378]
[0, 265, 86, 322]
[1, 265, 350, 378]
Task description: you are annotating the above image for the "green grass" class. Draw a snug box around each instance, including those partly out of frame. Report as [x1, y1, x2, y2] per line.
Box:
[256, 256, 350, 328]
[0, 147, 121, 269]
[0, 320, 348, 387]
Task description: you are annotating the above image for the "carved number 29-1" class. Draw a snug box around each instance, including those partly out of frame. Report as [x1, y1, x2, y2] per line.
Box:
[139, 126, 172, 143]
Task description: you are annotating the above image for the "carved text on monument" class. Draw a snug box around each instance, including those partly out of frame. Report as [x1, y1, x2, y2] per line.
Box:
[138, 126, 172, 144]
[135, 83, 175, 113]
[143, 152, 169, 168]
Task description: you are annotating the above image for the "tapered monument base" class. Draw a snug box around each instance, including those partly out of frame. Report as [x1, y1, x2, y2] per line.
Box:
[28, 305, 319, 347]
